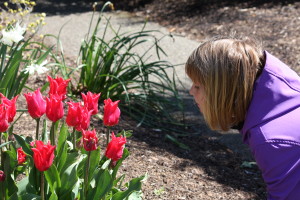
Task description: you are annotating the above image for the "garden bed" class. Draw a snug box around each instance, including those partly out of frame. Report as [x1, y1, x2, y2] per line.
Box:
[14, 0, 300, 199]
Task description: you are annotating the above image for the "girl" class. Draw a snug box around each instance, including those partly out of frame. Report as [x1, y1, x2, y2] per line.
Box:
[186, 36, 300, 200]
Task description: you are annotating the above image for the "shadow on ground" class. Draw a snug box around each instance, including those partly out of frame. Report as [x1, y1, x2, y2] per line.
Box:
[119, 90, 266, 198]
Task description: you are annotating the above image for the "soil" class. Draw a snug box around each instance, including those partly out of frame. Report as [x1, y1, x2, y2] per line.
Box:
[13, 0, 300, 199]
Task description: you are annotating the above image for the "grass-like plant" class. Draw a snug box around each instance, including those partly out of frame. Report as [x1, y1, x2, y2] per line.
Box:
[67, 2, 184, 130]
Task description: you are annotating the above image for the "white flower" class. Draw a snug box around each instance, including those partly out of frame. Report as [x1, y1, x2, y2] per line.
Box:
[23, 60, 49, 75]
[1, 22, 26, 46]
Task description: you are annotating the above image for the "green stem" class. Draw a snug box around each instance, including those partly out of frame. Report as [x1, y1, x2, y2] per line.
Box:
[50, 121, 55, 146]
[72, 127, 76, 150]
[35, 118, 40, 140]
[1, 181, 5, 200]
[84, 151, 91, 199]
[106, 127, 110, 146]
[41, 171, 45, 200]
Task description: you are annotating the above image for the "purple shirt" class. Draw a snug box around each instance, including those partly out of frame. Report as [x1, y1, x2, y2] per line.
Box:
[240, 51, 300, 200]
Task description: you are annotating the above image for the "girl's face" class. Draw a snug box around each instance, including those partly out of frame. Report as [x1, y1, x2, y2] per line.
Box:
[189, 82, 206, 113]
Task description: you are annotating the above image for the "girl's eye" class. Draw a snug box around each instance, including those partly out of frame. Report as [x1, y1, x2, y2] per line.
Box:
[194, 85, 200, 89]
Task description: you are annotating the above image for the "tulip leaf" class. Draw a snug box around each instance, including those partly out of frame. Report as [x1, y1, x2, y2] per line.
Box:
[13, 134, 32, 157]
[57, 142, 68, 172]
[57, 123, 68, 154]
[60, 151, 81, 175]
[88, 148, 101, 184]
[111, 175, 147, 200]
[49, 191, 58, 200]
[59, 162, 79, 198]
[0, 141, 12, 149]
[44, 165, 61, 193]
[87, 169, 113, 199]
[17, 193, 41, 200]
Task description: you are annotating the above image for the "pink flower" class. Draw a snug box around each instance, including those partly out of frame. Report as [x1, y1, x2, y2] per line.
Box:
[66, 102, 92, 131]
[82, 92, 100, 115]
[46, 95, 64, 122]
[103, 98, 121, 127]
[0, 104, 9, 132]
[82, 129, 98, 151]
[75, 107, 92, 131]
[48, 76, 70, 100]
[24, 88, 46, 119]
[105, 132, 126, 162]
[66, 102, 82, 127]
[0, 93, 18, 123]
[17, 147, 26, 165]
[31, 140, 56, 171]
[0, 170, 5, 182]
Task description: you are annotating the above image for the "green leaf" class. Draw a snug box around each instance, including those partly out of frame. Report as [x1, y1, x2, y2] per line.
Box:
[112, 175, 147, 200]
[57, 142, 68, 172]
[44, 165, 61, 192]
[13, 134, 33, 156]
[18, 193, 41, 200]
[49, 192, 58, 200]
[59, 162, 79, 198]
[87, 148, 101, 183]
[57, 123, 68, 154]
[87, 169, 112, 199]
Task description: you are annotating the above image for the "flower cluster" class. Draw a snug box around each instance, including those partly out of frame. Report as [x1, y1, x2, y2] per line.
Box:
[22, 76, 125, 172]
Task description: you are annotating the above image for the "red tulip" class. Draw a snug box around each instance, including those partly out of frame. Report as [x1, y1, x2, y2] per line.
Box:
[82, 92, 100, 115]
[17, 147, 26, 165]
[66, 102, 82, 127]
[0, 104, 9, 132]
[82, 129, 98, 151]
[31, 140, 56, 171]
[48, 76, 70, 100]
[103, 98, 121, 127]
[75, 107, 92, 131]
[24, 88, 46, 119]
[0, 170, 5, 182]
[46, 95, 64, 122]
[0, 93, 18, 123]
[105, 132, 126, 162]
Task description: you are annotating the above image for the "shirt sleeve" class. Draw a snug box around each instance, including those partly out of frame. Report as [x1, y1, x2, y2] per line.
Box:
[252, 141, 300, 200]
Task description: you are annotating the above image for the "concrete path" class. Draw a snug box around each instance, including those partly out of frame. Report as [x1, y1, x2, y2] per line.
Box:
[41, 11, 198, 89]
[41, 11, 252, 160]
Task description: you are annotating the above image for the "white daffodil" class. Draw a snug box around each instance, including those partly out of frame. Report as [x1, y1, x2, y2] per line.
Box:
[23, 60, 49, 75]
[1, 22, 26, 46]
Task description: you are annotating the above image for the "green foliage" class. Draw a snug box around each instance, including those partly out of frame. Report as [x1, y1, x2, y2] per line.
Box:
[50, 3, 184, 130]
[3, 122, 145, 200]
[0, 36, 51, 99]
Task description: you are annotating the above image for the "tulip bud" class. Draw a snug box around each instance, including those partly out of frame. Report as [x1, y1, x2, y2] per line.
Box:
[31, 140, 55, 171]
[48, 76, 70, 100]
[0, 170, 5, 182]
[46, 95, 64, 122]
[0, 93, 18, 123]
[103, 98, 121, 127]
[81, 92, 100, 115]
[105, 132, 126, 162]
[17, 147, 26, 165]
[0, 104, 9, 132]
[24, 88, 46, 119]
[82, 129, 98, 151]
[66, 102, 82, 127]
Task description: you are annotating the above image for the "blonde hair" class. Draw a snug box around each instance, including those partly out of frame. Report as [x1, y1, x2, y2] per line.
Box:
[186, 36, 264, 131]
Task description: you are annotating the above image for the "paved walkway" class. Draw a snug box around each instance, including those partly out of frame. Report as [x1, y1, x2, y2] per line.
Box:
[41, 11, 252, 160]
